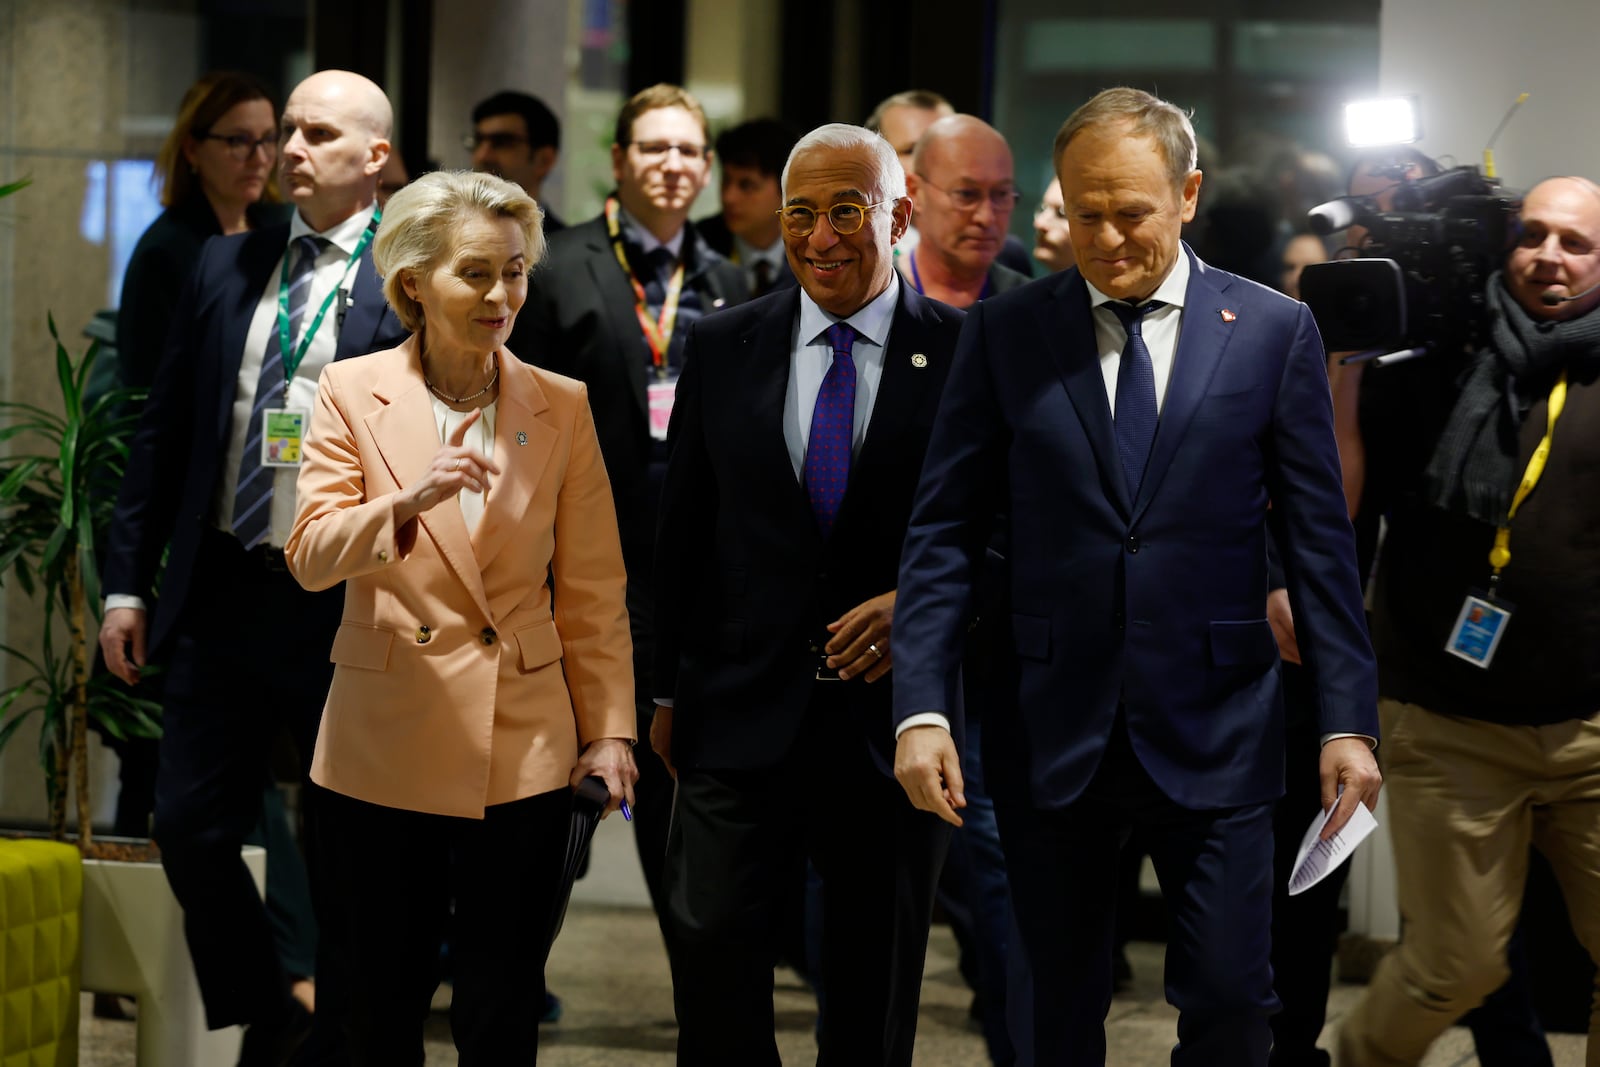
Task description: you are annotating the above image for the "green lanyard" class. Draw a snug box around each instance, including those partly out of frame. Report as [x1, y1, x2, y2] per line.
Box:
[275, 209, 380, 403]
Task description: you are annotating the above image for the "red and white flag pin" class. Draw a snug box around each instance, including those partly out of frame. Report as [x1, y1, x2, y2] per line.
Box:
[1220, 308, 1237, 323]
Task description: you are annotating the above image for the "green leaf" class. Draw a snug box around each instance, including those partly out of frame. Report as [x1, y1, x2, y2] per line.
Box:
[0, 457, 44, 500]
[57, 420, 79, 528]
[0, 177, 30, 199]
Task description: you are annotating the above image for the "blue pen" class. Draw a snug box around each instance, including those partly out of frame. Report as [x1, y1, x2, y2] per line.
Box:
[620, 799, 633, 822]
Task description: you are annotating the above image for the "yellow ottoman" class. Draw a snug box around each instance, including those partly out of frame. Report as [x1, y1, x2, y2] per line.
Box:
[0, 839, 82, 1067]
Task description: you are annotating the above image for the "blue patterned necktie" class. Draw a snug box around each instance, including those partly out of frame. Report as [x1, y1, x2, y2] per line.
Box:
[1109, 299, 1166, 498]
[804, 323, 858, 537]
[231, 234, 326, 549]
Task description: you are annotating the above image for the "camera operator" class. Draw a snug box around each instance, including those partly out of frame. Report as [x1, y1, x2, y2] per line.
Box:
[1337, 175, 1600, 1067]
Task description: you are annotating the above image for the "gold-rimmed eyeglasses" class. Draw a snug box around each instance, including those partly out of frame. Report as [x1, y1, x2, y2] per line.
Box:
[776, 200, 892, 237]
[918, 176, 1022, 213]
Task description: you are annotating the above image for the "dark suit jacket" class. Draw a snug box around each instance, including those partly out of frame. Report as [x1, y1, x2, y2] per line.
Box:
[512, 214, 748, 554]
[893, 247, 1378, 810]
[116, 197, 291, 390]
[654, 284, 966, 772]
[104, 218, 405, 656]
[695, 213, 797, 295]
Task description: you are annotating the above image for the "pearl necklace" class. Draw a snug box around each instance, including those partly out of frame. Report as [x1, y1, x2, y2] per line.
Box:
[425, 352, 500, 404]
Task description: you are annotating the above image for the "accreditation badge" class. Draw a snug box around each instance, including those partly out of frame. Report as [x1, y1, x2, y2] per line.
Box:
[1443, 591, 1513, 669]
[260, 408, 310, 467]
[647, 370, 680, 442]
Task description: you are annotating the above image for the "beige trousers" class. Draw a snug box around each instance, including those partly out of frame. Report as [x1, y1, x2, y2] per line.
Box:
[1338, 699, 1600, 1067]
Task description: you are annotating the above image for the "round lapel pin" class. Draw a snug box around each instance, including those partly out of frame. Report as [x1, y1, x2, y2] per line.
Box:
[911, 353, 928, 368]
[516, 431, 528, 446]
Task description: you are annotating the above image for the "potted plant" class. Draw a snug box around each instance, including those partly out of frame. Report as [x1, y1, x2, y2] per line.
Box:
[0, 315, 161, 842]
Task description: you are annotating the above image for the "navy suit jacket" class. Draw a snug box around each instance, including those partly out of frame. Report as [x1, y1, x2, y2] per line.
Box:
[893, 247, 1377, 810]
[654, 284, 965, 771]
[104, 218, 405, 655]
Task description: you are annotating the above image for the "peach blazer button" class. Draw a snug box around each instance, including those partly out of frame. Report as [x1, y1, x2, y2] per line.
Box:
[480, 627, 497, 646]
[416, 625, 431, 644]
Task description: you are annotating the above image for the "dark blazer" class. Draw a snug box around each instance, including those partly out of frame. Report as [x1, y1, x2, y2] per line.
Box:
[116, 197, 291, 390]
[654, 283, 966, 771]
[104, 218, 405, 655]
[893, 247, 1378, 810]
[512, 215, 747, 552]
[695, 212, 798, 295]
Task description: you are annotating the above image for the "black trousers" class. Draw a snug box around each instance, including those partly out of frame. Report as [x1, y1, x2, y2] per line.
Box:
[313, 786, 572, 1066]
[151, 529, 341, 1030]
[665, 690, 951, 1066]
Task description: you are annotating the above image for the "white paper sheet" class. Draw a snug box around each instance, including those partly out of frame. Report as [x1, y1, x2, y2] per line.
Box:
[1288, 799, 1379, 896]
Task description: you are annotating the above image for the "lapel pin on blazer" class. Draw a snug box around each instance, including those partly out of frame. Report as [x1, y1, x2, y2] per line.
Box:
[911, 353, 928, 368]
[516, 431, 528, 446]
[712, 298, 727, 309]
[1220, 308, 1237, 323]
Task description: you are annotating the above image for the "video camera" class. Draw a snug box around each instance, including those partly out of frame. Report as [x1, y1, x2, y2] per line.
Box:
[1298, 163, 1521, 358]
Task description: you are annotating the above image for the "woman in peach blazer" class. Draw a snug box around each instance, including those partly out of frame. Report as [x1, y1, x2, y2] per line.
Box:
[286, 170, 636, 1064]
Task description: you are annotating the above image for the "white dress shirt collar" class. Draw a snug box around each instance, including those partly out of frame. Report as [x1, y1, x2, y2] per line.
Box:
[289, 203, 378, 258]
[796, 272, 901, 350]
[1084, 245, 1191, 311]
[618, 202, 686, 259]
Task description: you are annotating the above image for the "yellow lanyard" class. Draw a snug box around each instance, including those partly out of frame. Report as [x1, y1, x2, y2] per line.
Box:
[1488, 369, 1568, 577]
[604, 197, 685, 379]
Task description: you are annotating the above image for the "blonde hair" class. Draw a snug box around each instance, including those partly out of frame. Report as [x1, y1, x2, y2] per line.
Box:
[372, 170, 546, 333]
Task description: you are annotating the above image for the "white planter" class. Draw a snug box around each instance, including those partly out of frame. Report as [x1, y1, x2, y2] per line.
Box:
[81, 844, 267, 1067]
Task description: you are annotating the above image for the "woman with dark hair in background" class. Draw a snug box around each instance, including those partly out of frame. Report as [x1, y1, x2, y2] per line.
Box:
[117, 70, 284, 389]
[106, 70, 322, 1026]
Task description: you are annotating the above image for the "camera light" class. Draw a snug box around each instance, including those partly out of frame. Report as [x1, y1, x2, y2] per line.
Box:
[1344, 97, 1421, 147]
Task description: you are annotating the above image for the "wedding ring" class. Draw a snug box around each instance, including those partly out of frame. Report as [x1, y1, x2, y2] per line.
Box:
[868, 643, 882, 658]
[451, 459, 461, 471]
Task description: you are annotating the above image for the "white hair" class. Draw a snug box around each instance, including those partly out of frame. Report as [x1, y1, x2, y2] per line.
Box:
[781, 123, 906, 200]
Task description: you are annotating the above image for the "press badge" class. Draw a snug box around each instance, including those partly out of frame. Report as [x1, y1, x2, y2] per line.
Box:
[1443, 591, 1513, 669]
[261, 408, 310, 467]
[647, 372, 679, 442]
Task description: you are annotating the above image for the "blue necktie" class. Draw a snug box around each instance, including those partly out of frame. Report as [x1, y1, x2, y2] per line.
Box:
[231, 234, 326, 550]
[804, 323, 858, 537]
[1109, 300, 1166, 498]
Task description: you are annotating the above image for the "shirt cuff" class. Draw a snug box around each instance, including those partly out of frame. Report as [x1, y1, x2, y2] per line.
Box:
[1321, 731, 1377, 749]
[895, 712, 952, 739]
[653, 698, 673, 709]
[105, 595, 147, 613]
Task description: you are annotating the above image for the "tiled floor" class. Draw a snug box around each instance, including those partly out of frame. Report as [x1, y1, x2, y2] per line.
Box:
[80, 815, 1589, 1065]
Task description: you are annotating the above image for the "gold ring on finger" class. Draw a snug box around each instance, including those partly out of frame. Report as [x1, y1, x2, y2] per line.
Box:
[868, 643, 882, 657]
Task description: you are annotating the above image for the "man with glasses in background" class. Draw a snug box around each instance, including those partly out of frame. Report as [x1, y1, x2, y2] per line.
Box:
[512, 83, 746, 964]
[903, 114, 1030, 308]
[468, 90, 564, 230]
[651, 122, 961, 1065]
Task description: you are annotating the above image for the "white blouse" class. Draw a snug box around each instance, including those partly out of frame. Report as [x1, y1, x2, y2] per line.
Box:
[431, 396, 497, 535]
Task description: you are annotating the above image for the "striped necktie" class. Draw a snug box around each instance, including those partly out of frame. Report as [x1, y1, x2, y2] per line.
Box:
[231, 234, 326, 550]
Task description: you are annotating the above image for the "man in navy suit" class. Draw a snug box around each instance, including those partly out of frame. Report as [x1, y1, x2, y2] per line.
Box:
[891, 87, 1383, 1066]
[651, 123, 961, 1065]
[99, 70, 405, 1066]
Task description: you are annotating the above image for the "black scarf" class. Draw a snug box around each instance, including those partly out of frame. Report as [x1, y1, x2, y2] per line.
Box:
[1421, 272, 1600, 524]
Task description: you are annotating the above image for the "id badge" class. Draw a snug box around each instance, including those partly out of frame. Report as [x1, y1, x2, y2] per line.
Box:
[647, 372, 680, 441]
[1443, 590, 1513, 669]
[260, 408, 310, 467]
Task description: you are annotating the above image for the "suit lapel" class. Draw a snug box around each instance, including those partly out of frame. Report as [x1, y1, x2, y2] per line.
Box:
[471, 357, 556, 573]
[851, 287, 937, 484]
[1131, 252, 1235, 523]
[215, 225, 290, 444]
[365, 337, 492, 622]
[744, 290, 816, 533]
[1034, 271, 1132, 516]
[335, 245, 388, 360]
[583, 229, 651, 421]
